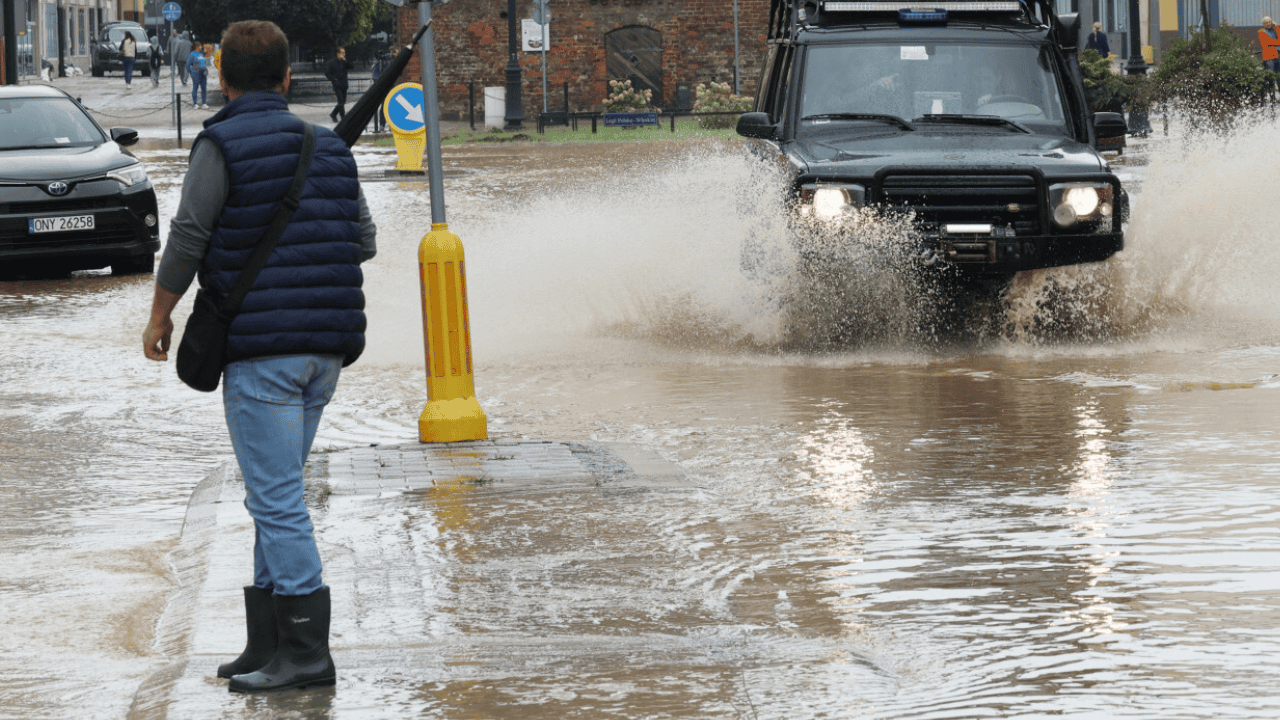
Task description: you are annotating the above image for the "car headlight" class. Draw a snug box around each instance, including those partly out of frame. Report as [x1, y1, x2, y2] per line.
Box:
[107, 163, 148, 187]
[1049, 182, 1114, 228]
[798, 182, 866, 219]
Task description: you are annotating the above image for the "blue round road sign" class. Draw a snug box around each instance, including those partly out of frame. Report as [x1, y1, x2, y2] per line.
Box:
[384, 83, 426, 134]
[162, 2, 182, 22]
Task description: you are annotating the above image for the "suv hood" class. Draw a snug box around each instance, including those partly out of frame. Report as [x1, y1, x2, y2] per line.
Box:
[0, 143, 136, 182]
[789, 130, 1108, 178]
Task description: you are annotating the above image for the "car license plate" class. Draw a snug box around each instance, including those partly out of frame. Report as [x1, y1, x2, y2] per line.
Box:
[29, 215, 95, 234]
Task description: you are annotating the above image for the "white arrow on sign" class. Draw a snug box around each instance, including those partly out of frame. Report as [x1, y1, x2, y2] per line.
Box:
[395, 94, 424, 124]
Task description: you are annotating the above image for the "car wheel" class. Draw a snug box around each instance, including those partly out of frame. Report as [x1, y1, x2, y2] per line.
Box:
[112, 254, 155, 276]
[92, 63, 104, 77]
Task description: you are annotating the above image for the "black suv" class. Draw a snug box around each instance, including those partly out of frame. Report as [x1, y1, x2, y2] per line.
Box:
[90, 21, 153, 77]
[739, 0, 1127, 300]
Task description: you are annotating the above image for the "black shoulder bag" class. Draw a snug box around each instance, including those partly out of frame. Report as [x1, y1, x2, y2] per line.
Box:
[176, 123, 317, 392]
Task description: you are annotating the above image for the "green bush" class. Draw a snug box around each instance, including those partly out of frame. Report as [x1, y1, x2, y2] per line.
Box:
[1079, 49, 1127, 113]
[693, 81, 753, 129]
[604, 80, 656, 113]
[1150, 24, 1274, 131]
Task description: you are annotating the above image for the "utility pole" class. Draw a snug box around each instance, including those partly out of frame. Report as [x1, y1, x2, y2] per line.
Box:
[504, 0, 524, 130]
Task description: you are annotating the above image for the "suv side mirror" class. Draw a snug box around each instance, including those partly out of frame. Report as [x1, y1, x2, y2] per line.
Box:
[1094, 112, 1127, 140]
[736, 112, 776, 140]
[110, 127, 140, 146]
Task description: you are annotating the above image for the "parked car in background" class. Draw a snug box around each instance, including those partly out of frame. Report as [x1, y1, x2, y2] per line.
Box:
[90, 21, 153, 77]
[0, 85, 160, 277]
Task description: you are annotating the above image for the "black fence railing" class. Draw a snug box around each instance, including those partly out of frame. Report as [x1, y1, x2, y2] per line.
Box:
[535, 109, 745, 134]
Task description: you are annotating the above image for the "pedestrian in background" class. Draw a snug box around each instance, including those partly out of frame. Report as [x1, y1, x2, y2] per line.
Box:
[172, 30, 192, 85]
[149, 33, 162, 86]
[1261, 17, 1280, 96]
[1086, 21, 1110, 57]
[142, 17, 376, 694]
[371, 51, 386, 133]
[187, 41, 208, 109]
[121, 32, 138, 88]
[325, 47, 351, 123]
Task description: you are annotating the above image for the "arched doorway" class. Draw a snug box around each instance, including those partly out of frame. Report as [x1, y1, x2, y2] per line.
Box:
[605, 26, 662, 106]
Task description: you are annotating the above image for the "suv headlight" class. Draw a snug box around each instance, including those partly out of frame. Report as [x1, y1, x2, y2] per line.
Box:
[1049, 182, 1114, 229]
[798, 182, 866, 219]
[107, 162, 148, 187]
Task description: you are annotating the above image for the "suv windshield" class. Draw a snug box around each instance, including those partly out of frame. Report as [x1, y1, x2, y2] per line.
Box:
[0, 97, 105, 150]
[101, 27, 149, 49]
[800, 42, 1069, 136]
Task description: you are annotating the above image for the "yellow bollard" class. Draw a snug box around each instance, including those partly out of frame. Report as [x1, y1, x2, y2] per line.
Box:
[418, 222, 488, 442]
[384, 82, 427, 173]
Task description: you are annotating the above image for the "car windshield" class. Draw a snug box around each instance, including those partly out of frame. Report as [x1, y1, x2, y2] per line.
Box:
[0, 97, 105, 150]
[800, 42, 1069, 136]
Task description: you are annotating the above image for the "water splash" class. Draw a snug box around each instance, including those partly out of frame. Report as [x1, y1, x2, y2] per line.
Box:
[361, 123, 1280, 364]
[1005, 111, 1280, 346]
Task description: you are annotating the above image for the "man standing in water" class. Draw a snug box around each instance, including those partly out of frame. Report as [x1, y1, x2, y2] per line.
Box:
[141, 19, 376, 693]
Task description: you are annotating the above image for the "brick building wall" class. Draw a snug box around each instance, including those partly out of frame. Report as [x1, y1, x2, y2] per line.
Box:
[396, 0, 771, 121]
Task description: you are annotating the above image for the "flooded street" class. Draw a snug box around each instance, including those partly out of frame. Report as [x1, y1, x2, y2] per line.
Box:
[5, 123, 1280, 718]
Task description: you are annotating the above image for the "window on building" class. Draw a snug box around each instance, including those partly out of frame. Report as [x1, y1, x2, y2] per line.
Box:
[79, 10, 86, 55]
[45, 4, 57, 61]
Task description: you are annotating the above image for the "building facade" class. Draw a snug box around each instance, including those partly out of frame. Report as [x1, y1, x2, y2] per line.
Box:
[395, 0, 771, 121]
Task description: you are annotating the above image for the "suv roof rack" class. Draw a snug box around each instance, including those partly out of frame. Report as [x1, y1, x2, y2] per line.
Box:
[767, 0, 1060, 40]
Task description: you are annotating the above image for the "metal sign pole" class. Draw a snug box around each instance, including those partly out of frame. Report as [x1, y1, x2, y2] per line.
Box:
[418, 0, 445, 224]
[169, 19, 175, 126]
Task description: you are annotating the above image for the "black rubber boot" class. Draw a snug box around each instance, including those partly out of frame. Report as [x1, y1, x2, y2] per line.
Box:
[217, 586, 278, 679]
[228, 587, 336, 693]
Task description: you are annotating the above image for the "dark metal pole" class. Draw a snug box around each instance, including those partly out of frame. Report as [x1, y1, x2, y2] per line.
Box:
[1124, 0, 1147, 76]
[1124, 0, 1150, 135]
[3, 0, 19, 84]
[57, 0, 65, 77]
[503, 0, 524, 130]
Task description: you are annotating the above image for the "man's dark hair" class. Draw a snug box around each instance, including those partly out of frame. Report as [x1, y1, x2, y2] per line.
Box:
[220, 20, 289, 93]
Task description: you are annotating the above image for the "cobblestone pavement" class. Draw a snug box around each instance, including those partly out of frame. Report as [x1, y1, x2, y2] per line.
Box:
[130, 440, 693, 716]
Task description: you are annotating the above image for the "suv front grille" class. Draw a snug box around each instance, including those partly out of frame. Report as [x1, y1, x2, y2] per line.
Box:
[877, 173, 1042, 234]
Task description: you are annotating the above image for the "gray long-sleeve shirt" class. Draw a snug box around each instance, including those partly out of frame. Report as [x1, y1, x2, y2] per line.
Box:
[157, 136, 377, 295]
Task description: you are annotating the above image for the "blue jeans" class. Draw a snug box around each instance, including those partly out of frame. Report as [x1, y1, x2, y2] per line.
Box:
[192, 72, 206, 105]
[223, 355, 342, 597]
[123, 57, 135, 84]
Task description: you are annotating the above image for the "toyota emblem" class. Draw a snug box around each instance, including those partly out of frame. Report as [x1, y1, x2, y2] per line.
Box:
[46, 181, 70, 196]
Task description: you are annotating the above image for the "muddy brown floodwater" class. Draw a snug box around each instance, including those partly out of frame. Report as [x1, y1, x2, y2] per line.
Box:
[5, 122, 1280, 718]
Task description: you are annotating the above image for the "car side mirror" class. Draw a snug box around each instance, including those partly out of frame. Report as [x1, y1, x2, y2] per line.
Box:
[110, 127, 140, 146]
[1093, 112, 1127, 140]
[736, 112, 776, 140]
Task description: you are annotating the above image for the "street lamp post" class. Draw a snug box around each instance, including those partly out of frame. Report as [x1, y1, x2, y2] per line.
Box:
[1124, 0, 1150, 135]
[503, 0, 524, 130]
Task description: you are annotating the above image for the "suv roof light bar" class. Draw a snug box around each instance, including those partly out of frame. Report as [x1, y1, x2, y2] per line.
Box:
[767, 0, 1056, 41]
[825, 1, 1022, 10]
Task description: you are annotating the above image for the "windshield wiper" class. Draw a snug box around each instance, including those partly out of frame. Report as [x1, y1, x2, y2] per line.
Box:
[914, 114, 1031, 134]
[801, 113, 916, 131]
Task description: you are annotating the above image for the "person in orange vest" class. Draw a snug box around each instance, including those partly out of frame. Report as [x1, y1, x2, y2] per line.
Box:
[1261, 17, 1280, 95]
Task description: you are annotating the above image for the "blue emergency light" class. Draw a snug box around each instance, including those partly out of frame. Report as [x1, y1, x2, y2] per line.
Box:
[898, 7, 949, 21]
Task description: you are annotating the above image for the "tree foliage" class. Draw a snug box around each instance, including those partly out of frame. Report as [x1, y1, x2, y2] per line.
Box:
[184, 0, 379, 53]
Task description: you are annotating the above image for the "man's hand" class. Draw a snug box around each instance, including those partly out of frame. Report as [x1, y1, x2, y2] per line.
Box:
[144, 283, 184, 361]
[143, 315, 174, 361]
